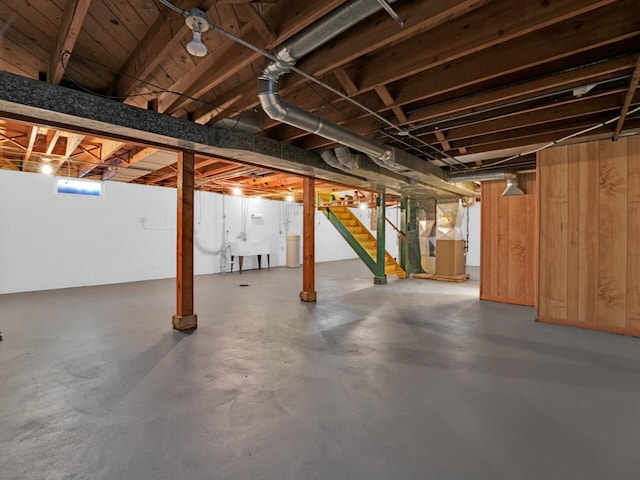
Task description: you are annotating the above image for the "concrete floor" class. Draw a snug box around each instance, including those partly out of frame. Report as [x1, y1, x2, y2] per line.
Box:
[1, 259, 640, 479]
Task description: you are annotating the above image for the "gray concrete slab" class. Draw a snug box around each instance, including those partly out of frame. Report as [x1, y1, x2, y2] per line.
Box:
[1, 259, 639, 479]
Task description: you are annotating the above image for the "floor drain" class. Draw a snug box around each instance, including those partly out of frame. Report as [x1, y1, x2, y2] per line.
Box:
[239, 284, 249, 287]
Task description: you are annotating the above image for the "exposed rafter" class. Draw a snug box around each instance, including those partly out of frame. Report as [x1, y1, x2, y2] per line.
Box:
[613, 54, 640, 140]
[48, 0, 92, 84]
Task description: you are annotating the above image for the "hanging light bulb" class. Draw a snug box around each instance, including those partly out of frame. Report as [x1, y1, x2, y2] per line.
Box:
[41, 164, 53, 175]
[187, 28, 207, 57]
[286, 194, 294, 202]
[232, 187, 242, 196]
[185, 9, 209, 57]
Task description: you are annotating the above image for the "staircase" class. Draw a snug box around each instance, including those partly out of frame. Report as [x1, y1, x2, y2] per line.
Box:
[319, 202, 407, 279]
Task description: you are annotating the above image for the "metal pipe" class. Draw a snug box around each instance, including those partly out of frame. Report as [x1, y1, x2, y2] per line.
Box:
[375, 0, 404, 26]
[447, 170, 518, 183]
[259, 0, 399, 82]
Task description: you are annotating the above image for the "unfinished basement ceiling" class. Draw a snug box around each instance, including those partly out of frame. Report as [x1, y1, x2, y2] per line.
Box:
[0, 0, 639, 193]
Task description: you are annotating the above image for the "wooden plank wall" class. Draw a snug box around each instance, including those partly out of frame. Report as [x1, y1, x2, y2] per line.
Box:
[538, 136, 640, 336]
[480, 173, 537, 306]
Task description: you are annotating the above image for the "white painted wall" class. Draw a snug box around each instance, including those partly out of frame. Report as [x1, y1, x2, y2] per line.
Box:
[0, 170, 380, 294]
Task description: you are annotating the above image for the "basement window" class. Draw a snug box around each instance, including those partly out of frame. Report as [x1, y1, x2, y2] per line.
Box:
[56, 178, 102, 197]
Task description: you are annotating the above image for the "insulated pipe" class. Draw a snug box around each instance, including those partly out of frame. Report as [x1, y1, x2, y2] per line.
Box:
[334, 147, 361, 170]
[320, 147, 362, 171]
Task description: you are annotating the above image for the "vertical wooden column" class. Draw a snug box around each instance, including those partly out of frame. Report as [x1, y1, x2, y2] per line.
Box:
[399, 195, 410, 273]
[300, 176, 317, 302]
[172, 150, 198, 331]
[374, 191, 387, 285]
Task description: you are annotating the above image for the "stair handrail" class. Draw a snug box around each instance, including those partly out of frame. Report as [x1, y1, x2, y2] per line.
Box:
[385, 218, 410, 244]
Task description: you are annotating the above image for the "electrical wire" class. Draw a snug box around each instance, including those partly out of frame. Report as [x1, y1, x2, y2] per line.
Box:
[59, 50, 246, 120]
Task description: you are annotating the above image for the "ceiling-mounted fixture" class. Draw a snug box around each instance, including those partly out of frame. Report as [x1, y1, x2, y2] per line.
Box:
[185, 9, 209, 57]
[232, 187, 242, 195]
[41, 163, 53, 175]
[502, 177, 525, 196]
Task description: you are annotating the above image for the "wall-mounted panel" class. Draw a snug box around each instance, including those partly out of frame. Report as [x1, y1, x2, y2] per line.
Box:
[538, 136, 640, 336]
[480, 173, 537, 306]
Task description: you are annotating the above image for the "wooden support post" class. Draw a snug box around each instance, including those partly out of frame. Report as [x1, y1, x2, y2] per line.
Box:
[300, 176, 317, 302]
[374, 191, 387, 285]
[400, 195, 410, 273]
[173, 150, 198, 331]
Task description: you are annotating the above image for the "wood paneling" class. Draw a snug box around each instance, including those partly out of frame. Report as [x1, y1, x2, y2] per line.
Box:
[538, 136, 640, 336]
[480, 173, 537, 306]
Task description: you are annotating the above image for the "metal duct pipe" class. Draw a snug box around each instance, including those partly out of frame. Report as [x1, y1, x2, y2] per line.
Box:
[335, 147, 361, 170]
[447, 170, 518, 183]
[259, 80, 391, 160]
[448, 170, 525, 196]
[320, 147, 362, 171]
[257, 1, 474, 197]
[260, 0, 398, 82]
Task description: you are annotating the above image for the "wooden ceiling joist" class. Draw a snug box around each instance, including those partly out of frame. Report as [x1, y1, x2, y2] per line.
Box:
[158, 0, 346, 115]
[48, 0, 92, 85]
[112, 0, 215, 101]
[22, 126, 38, 173]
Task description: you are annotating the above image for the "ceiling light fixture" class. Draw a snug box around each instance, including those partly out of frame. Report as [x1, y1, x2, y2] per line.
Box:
[185, 9, 209, 57]
[41, 164, 53, 175]
[232, 187, 242, 196]
[359, 201, 368, 210]
[286, 194, 294, 202]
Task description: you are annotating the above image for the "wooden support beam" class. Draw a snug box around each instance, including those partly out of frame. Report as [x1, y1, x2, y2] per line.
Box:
[45, 130, 61, 156]
[112, 0, 213, 101]
[396, 54, 637, 126]
[613, 54, 640, 140]
[398, 4, 639, 116]
[334, 68, 358, 97]
[195, 0, 485, 124]
[374, 85, 407, 123]
[173, 150, 198, 331]
[48, 0, 91, 84]
[443, 89, 630, 142]
[434, 130, 451, 151]
[300, 176, 316, 302]
[0, 157, 19, 171]
[237, 4, 276, 44]
[161, 0, 345, 114]
[353, 0, 621, 94]
[22, 126, 38, 172]
[101, 146, 159, 180]
[78, 140, 124, 177]
[65, 133, 84, 158]
[51, 132, 85, 174]
[0, 131, 27, 150]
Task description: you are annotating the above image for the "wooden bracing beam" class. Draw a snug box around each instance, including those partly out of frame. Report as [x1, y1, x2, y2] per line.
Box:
[22, 126, 38, 172]
[613, 54, 640, 140]
[48, 0, 91, 84]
